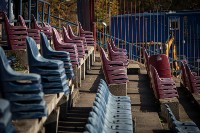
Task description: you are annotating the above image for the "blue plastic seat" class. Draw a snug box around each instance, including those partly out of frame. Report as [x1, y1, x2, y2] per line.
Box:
[0, 46, 47, 119]
[90, 109, 133, 132]
[88, 112, 132, 133]
[96, 93, 131, 110]
[94, 99, 132, 119]
[0, 99, 15, 133]
[26, 37, 69, 94]
[165, 104, 200, 133]
[84, 124, 98, 133]
[40, 32, 74, 79]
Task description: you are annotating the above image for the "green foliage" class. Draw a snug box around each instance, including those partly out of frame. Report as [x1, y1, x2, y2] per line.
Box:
[95, 0, 119, 30]
[46, 0, 77, 29]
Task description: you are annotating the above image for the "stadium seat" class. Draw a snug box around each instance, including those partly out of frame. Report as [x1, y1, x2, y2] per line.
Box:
[26, 37, 69, 94]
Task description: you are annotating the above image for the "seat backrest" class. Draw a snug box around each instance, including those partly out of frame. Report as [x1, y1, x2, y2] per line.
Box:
[18, 15, 27, 27]
[84, 124, 98, 133]
[185, 64, 196, 93]
[40, 32, 54, 54]
[110, 38, 116, 49]
[52, 28, 62, 45]
[78, 22, 84, 34]
[180, 62, 189, 88]
[62, 26, 72, 42]
[99, 47, 110, 82]
[0, 47, 14, 78]
[67, 25, 76, 38]
[26, 37, 42, 64]
[149, 54, 172, 78]
[88, 112, 103, 132]
[31, 15, 41, 29]
[107, 41, 113, 59]
[143, 48, 149, 71]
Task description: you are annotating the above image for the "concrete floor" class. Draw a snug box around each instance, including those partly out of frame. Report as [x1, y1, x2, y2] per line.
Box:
[58, 61, 200, 133]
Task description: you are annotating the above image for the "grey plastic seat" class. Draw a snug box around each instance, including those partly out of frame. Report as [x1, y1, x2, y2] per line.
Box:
[26, 37, 69, 94]
[40, 32, 74, 79]
[0, 46, 47, 119]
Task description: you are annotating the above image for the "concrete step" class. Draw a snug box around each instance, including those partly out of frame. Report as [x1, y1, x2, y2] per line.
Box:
[127, 63, 140, 75]
[71, 88, 79, 107]
[58, 121, 86, 127]
[58, 126, 84, 132]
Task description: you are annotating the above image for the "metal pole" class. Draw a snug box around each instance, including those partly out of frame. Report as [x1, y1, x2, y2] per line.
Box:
[189, 25, 192, 64]
[19, 0, 22, 16]
[117, 4, 119, 47]
[194, 23, 196, 67]
[120, 0, 122, 48]
[138, 1, 141, 62]
[48, 4, 50, 23]
[124, 0, 126, 50]
[153, 10, 155, 54]
[135, 0, 137, 58]
[149, 10, 151, 55]
[156, 3, 159, 52]
[197, 24, 199, 75]
[131, 1, 134, 60]
[28, 0, 31, 27]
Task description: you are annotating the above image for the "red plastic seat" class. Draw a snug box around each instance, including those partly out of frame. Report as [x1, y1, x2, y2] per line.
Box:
[78, 22, 95, 46]
[67, 25, 88, 52]
[78, 22, 93, 36]
[149, 54, 172, 78]
[150, 65, 178, 99]
[63, 26, 85, 58]
[180, 62, 189, 89]
[107, 41, 128, 67]
[52, 28, 79, 65]
[100, 47, 128, 84]
[1, 11, 28, 49]
[110, 38, 127, 53]
[18, 15, 40, 44]
[143, 48, 150, 76]
[31, 15, 52, 40]
[185, 64, 200, 94]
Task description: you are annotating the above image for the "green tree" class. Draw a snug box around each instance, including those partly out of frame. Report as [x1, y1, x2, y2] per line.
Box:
[95, 0, 119, 30]
[46, 0, 77, 29]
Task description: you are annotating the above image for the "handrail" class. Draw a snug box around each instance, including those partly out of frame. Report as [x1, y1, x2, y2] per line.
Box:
[96, 30, 200, 75]
[50, 14, 78, 26]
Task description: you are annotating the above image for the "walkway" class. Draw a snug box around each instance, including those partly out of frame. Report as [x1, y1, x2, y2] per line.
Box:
[57, 60, 200, 133]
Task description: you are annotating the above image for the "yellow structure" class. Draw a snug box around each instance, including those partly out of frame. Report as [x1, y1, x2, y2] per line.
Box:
[165, 35, 179, 71]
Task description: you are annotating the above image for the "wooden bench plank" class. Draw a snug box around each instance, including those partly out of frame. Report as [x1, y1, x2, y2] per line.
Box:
[12, 91, 65, 133]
